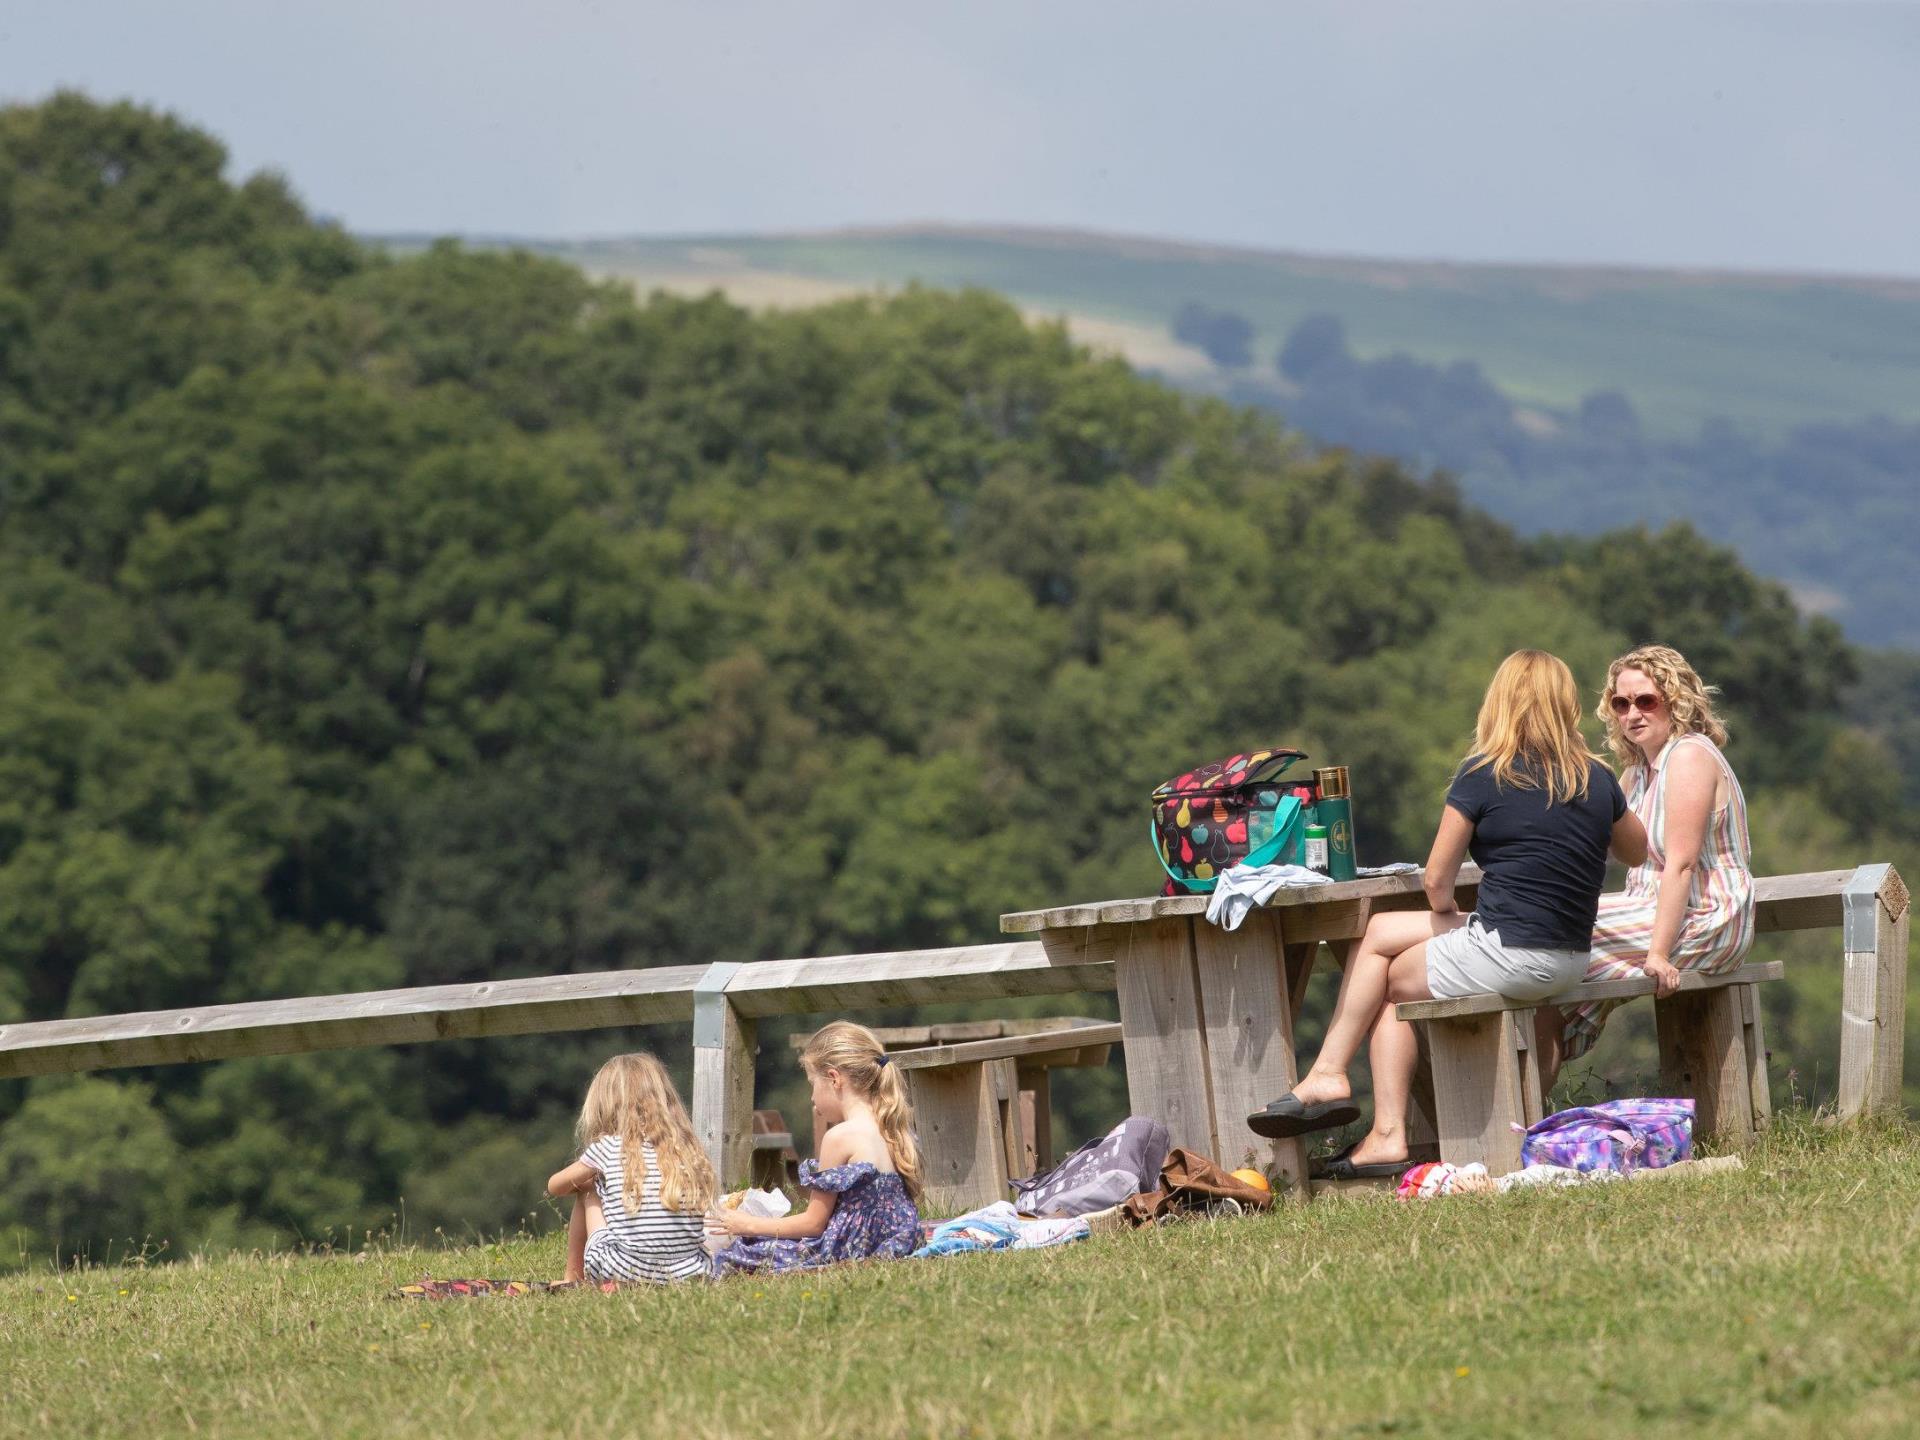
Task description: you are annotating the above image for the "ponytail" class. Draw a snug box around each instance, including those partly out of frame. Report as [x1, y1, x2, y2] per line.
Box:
[869, 1059, 924, 1202]
[800, 1020, 924, 1201]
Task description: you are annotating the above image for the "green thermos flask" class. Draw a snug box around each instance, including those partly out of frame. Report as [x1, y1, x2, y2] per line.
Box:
[1314, 766, 1358, 881]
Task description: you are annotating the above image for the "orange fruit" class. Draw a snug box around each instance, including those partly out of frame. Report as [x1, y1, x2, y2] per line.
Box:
[1231, 1167, 1271, 1193]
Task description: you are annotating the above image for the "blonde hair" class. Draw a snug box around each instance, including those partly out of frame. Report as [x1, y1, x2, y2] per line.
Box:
[575, 1052, 716, 1214]
[1597, 644, 1727, 769]
[800, 1021, 923, 1201]
[1463, 650, 1598, 805]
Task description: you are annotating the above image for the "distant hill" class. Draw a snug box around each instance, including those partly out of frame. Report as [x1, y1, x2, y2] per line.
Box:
[442, 225, 1920, 442]
[387, 225, 1920, 646]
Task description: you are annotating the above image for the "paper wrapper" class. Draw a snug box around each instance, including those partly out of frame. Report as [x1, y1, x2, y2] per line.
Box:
[703, 1186, 792, 1256]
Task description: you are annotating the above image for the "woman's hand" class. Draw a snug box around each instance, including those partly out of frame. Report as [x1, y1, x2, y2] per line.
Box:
[1643, 955, 1682, 997]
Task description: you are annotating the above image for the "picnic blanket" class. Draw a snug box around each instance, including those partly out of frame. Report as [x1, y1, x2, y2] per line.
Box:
[391, 1278, 619, 1300]
[914, 1202, 1090, 1257]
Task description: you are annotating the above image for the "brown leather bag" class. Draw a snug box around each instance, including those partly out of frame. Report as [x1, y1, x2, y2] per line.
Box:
[1122, 1147, 1275, 1224]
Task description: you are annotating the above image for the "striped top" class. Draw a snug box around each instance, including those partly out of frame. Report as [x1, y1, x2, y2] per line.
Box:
[1562, 732, 1755, 1060]
[579, 1136, 708, 1284]
[1618, 732, 1754, 951]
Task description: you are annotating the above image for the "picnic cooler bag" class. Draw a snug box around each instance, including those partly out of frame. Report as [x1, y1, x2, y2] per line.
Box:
[1517, 1098, 1694, 1174]
[1151, 747, 1314, 895]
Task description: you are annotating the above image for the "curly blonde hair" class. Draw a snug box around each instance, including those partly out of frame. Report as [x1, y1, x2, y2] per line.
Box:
[1597, 644, 1727, 769]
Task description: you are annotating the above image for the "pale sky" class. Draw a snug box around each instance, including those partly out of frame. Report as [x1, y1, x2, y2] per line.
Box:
[3, 0, 1916, 276]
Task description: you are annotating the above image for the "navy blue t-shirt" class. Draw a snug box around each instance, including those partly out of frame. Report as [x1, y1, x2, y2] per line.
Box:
[1445, 756, 1627, 950]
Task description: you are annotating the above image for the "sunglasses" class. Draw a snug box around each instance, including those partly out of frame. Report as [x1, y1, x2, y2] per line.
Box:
[1609, 693, 1663, 715]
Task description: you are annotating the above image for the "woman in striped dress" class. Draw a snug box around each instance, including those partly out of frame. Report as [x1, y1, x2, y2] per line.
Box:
[1535, 644, 1755, 1092]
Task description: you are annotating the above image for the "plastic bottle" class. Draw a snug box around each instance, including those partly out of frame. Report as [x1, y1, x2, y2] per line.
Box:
[1304, 824, 1330, 874]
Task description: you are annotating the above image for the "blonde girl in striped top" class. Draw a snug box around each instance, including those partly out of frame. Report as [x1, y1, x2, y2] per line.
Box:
[547, 1053, 716, 1285]
[1536, 645, 1756, 1091]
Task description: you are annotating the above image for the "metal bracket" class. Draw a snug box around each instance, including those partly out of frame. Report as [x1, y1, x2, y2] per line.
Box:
[1842, 863, 1891, 953]
[692, 962, 743, 1049]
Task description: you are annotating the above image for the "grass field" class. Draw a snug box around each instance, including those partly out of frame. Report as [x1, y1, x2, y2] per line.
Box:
[7, 1114, 1916, 1439]
[490, 226, 1920, 439]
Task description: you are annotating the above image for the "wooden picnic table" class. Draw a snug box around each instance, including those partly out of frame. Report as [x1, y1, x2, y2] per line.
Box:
[1001, 868, 1482, 1193]
[1001, 861, 1910, 1191]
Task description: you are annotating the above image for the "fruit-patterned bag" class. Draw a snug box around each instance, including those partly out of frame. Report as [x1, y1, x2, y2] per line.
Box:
[1517, 1098, 1694, 1174]
[1151, 747, 1314, 895]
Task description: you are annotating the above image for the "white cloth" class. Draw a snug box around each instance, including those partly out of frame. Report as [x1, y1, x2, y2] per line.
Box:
[1204, 863, 1330, 930]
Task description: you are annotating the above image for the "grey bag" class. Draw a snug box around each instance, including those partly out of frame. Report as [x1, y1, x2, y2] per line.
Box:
[1010, 1117, 1171, 1217]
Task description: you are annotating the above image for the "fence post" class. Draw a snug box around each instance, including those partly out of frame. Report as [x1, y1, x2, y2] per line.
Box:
[691, 962, 756, 1186]
[1838, 864, 1911, 1118]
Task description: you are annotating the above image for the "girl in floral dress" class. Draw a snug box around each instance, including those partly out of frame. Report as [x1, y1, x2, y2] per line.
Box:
[708, 1021, 922, 1275]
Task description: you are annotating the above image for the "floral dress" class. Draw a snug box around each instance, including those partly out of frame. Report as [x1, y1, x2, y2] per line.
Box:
[1561, 734, 1755, 1060]
[710, 1160, 921, 1276]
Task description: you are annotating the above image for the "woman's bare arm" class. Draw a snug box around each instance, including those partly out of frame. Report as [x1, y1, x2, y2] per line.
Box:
[1424, 803, 1475, 914]
[1611, 809, 1648, 867]
[1643, 745, 1718, 991]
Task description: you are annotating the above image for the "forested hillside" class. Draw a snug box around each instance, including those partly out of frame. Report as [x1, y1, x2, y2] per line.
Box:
[1, 96, 1913, 1265]
[520, 231, 1920, 647]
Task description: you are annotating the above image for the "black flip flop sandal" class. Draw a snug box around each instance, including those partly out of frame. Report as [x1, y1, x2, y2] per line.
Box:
[1246, 1091, 1363, 1139]
[1308, 1141, 1358, 1179]
[1314, 1150, 1408, 1182]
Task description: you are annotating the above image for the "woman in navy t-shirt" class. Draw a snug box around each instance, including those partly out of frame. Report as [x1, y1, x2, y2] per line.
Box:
[1250, 650, 1647, 1179]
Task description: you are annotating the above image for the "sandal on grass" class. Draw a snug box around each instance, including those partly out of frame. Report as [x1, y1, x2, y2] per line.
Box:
[1310, 1143, 1408, 1182]
[1246, 1091, 1362, 1139]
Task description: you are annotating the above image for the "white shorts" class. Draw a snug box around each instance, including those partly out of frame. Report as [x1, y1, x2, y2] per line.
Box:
[1424, 914, 1587, 1002]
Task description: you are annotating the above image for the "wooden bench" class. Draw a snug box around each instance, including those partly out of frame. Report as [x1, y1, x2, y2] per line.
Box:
[790, 1016, 1115, 1173]
[750, 1109, 800, 1190]
[1396, 961, 1784, 1175]
[888, 1021, 1122, 1213]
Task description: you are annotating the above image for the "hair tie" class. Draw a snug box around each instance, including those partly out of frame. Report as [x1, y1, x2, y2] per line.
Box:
[875, 1053, 891, 1068]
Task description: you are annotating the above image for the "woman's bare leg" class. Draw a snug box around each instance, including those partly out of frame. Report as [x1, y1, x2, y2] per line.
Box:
[1345, 942, 1435, 1165]
[1533, 1006, 1565, 1105]
[1291, 910, 1466, 1107]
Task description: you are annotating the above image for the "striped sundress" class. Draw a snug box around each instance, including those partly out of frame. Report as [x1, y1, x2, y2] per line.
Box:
[1561, 733, 1755, 1060]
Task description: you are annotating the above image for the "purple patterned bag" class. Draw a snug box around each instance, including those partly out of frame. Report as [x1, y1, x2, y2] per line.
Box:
[1517, 1099, 1694, 1174]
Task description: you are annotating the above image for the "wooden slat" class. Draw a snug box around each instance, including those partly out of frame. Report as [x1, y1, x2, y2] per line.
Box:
[786, 1016, 1110, 1054]
[1282, 940, 1320, 1023]
[1396, 961, 1786, 1023]
[1015, 1066, 1053, 1173]
[1109, 917, 1216, 1156]
[721, 943, 1113, 1018]
[1657, 986, 1754, 1145]
[1000, 867, 1482, 934]
[1426, 1009, 1532, 1176]
[0, 967, 707, 1080]
[1741, 984, 1772, 1129]
[1192, 909, 1304, 1189]
[1002, 865, 1864, 938]
[907, 1062, 1009, 1215]
[1839, 863, 1911, 1117]
[888, 1023, 1123, 1072]
[991, 1059, 1025, 1188]
[692, 987, 758, 1188]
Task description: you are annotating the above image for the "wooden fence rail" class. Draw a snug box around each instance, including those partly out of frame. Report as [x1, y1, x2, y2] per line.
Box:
[0, 864, 1907, 1187]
